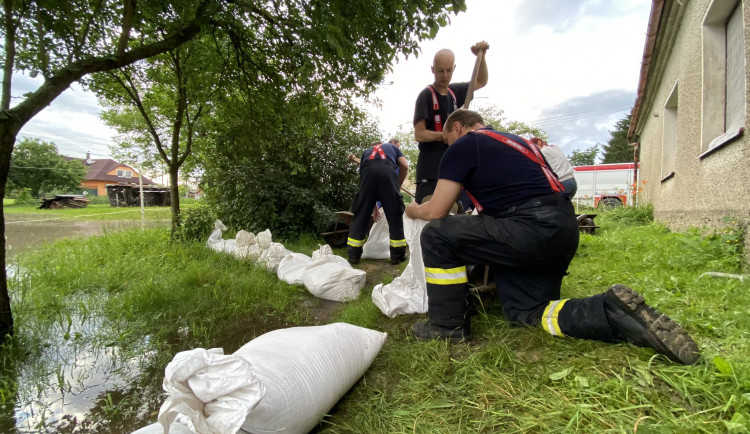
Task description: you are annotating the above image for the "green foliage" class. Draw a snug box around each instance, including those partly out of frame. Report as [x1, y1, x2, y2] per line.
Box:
[12, 188, 38, 206]
[201, 92, 378, 236]
[179, 202, 217, 242]
[601, 114, 638, 163]
[602, 203, 654, 225]
[569, 145, 600, 166]
[8, 138, 86, 198]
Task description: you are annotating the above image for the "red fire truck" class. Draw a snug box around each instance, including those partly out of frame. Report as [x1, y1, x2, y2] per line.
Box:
[573, 162, 639, 208]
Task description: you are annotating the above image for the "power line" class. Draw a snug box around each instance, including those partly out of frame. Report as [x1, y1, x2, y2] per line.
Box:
[529, 105, 632, 128]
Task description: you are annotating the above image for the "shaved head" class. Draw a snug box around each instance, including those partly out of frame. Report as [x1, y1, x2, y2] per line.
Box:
[431, 49, 456, 90]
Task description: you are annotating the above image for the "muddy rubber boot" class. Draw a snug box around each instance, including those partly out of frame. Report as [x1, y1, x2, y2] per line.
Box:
[412, 320, 471, 343]
[604, 284, 700, 365]
[389, 246, 406, 265]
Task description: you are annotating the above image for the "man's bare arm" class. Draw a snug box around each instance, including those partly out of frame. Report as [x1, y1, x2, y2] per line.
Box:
[405, 179, 462, 221]
[414, 119, 445, 143]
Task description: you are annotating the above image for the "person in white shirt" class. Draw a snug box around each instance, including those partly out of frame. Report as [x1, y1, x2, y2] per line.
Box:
[530, 138, 577, 198]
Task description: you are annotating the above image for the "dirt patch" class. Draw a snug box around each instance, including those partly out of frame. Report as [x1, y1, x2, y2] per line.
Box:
[355, 257, 408, 288]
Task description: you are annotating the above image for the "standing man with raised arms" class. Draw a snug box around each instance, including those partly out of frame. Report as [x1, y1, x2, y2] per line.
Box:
[413, 41, 489, 203]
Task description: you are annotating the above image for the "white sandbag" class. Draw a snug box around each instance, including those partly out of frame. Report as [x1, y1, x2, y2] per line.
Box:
[237, 323, 386, 433]
[362, 208, 390, 260]
[304, 246, 366, 302]
[235, 230, 257, 248]
[236, 244, 262, 260]
[372, 215, 429, 317]
[258, 242, 291, 272]
[155, 323, 386, 434]
[256, 229, 273, 250]
[158, 348, 265, 434]
[277, 253, 313, 285]
[131, 419, 194, 434]
[207, 220, 227, 245]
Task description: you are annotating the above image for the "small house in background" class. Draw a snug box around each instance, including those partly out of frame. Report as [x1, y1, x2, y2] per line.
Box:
[65, 152, 156, 196]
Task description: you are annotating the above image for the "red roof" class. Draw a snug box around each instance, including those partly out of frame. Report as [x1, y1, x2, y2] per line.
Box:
[65, 156, 156, 185]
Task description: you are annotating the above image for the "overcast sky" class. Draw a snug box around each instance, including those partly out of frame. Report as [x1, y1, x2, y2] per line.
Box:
[14, 0, 652, 159]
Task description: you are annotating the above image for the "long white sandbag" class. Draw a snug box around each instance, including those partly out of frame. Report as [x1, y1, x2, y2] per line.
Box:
[277, 253, 313, 285]
[372, 215, 429, 317]
[155, 323, 387, 434]
[303, 245, 366, 301]
[362, 208, 390, 260]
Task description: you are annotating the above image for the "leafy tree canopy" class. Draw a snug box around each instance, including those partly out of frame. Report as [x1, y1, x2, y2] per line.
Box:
[8, 138, 86, 198]
[601, 114, 637, 163]
[569, 145, 599, 166]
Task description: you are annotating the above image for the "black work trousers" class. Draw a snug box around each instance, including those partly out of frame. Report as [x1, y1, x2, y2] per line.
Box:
[347, 160, 405, 259]
[420, 194, 615, 341]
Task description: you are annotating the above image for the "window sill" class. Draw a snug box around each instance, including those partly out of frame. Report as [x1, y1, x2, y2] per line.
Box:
[700, 127, 744, 159]
[660, 171, 675, 183]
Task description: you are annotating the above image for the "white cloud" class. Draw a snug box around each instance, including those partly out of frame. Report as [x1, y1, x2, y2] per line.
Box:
[365, 0, 652, 153]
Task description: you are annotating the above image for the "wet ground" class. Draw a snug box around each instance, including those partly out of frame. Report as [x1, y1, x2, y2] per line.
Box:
[3, 215, 407, 433]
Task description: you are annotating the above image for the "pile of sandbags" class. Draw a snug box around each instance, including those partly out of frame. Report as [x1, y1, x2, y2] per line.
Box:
[277, 244, 366, 302]
[205, 221, 290, 273]
[207, 220, 366, 302]
[132, 323, 387, 434]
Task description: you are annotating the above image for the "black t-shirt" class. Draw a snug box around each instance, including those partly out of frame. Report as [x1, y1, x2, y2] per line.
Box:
[438, 128, 556, 212]
[413, 83, 469, 181]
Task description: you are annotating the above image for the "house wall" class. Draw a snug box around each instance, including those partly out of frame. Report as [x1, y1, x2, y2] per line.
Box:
[81, 180, 109, 196]
[635, 0, 750, 254]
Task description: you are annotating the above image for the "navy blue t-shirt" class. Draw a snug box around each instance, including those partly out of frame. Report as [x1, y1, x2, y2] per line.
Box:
[438, 129, 555, 212]
[360, 143, 404, 169]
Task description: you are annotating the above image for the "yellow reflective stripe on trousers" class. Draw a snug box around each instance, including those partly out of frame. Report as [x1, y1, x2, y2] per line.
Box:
[424, 266, 467, 285]
[541, 299, 568, 337]
[347, 237, 366, 248]
[390, 238, 407, 247]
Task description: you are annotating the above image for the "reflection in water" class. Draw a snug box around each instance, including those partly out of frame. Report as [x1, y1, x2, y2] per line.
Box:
[5, 215, 170, 432]
[14, 300, 155, 433]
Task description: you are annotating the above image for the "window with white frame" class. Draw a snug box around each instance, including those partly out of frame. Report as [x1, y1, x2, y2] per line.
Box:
[116, 169, 133, 178]
[662, 81, 678, 180]
[701, 0, 746, 154]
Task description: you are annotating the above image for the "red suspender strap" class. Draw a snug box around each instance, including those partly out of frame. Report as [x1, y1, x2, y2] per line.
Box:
[368, 144, 386, 160]
[471, 130, 564, 193]
[464, 189, 484, 213]
[427, 86, 458, 133]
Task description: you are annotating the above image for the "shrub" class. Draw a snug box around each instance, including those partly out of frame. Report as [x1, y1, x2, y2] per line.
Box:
[602, 203, 653, 225]
[13, 188, 39, 206]
[179, 203, 218, 242]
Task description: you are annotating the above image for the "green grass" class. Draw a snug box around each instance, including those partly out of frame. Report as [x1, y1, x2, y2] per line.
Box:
[2, 207, 749, 432]
[2, 202, 192, 222]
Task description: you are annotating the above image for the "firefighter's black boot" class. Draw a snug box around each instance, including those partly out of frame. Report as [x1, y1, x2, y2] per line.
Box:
[604, 284, 700, 365]
[347, 246, 362, 265]
[389, 246, 406, 265]
[412, 320, 471, 343]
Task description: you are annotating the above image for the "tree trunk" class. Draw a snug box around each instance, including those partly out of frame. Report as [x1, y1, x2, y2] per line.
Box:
[169, 166, 181, 238]
[0, 122, 20, 337]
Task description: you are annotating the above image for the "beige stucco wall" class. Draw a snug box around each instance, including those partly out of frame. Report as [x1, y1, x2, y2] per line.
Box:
[635, 0, 750, 255]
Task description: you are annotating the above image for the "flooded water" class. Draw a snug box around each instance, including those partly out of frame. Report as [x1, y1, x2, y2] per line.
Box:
[5, 214, 168, 256]
[3, 214, 171, 433]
